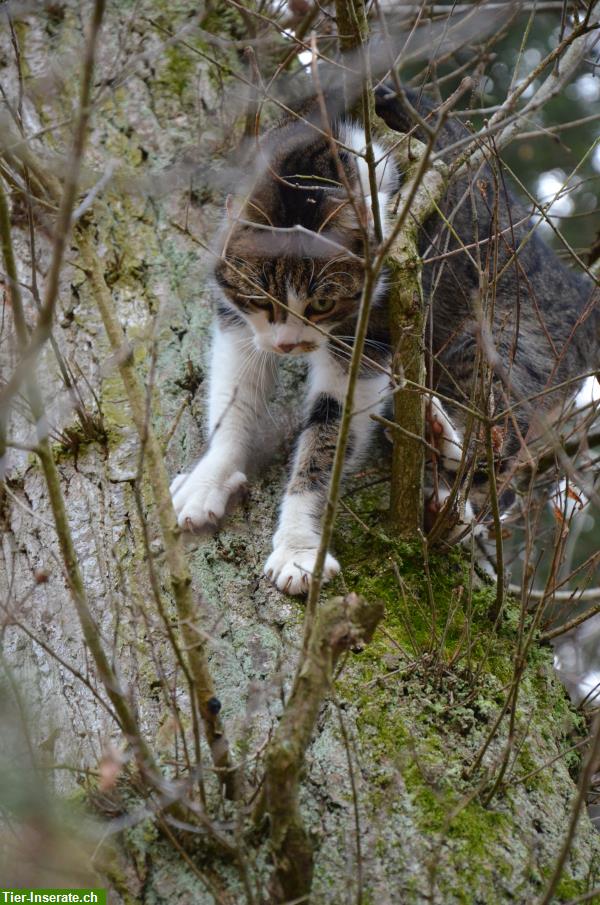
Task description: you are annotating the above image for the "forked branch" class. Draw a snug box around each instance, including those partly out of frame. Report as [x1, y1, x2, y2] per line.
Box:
[264, 593, 384, 903]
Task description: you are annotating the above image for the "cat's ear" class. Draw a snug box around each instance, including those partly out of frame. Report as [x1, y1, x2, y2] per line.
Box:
[227, 192, 273, 228]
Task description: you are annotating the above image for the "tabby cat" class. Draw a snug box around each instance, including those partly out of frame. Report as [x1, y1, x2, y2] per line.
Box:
[170, 87, 597, 594]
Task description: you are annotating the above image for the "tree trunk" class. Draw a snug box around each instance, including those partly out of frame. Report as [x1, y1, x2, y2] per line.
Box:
[1, 4, 599, 903]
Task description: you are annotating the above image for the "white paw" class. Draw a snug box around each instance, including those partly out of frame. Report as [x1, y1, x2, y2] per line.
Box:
[264, 545, 340, 595]
[170, 459, 247, 531]
[169, 473, 188, 495]
[428, 396, 463, 470]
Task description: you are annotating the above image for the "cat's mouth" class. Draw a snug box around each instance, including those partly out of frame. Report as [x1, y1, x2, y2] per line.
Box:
[272, 341, 317, 356]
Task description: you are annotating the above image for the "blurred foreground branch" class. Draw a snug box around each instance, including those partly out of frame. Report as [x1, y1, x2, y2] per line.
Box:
[75, 227, 238, 799]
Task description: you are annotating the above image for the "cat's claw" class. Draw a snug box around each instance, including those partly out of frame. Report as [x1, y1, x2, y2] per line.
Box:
[264, 545, 340, 595]
[170, 465, 247, 531]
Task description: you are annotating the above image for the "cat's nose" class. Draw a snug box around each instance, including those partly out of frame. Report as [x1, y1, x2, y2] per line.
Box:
[276, 342, 298, 354]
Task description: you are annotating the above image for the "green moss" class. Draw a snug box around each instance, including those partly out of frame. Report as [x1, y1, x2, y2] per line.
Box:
[161, 46, 196, 104]
[101, 371, 135, 441]
[99, 340, 156, 448]
[338, 479, 560, 699]
[353, 672, 513, 870]
[50, 413, 108, 463]
[329, 476, 600, 900]
[553, 875, 596, 902]
[200, 1, 251, 43]
[101, 103, 147, 167]
[13, 22, 30, 77]
[514, 743, 552, 793]
[403, 758, 508, 841]
[335, 481, 509, 670]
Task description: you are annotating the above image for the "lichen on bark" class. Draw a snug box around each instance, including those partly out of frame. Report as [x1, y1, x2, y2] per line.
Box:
[1, 4, 600, 904]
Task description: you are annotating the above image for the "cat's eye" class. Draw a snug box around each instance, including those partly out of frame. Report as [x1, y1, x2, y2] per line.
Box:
[309, 298, 336, 315]
[252, 296, 272, 309]
[239, 293, 271, 308]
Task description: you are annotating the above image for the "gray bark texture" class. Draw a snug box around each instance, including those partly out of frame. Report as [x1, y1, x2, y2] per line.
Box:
[1, 3, 600, 903]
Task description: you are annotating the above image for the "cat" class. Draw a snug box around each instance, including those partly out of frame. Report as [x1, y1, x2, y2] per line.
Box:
[170, 86, 598, 595]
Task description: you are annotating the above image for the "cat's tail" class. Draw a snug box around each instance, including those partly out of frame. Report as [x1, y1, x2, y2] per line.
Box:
[374, 82, 467, 156]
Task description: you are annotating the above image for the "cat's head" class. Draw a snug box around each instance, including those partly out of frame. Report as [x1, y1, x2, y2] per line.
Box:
[214, 236, 366, 356]
[214, 123, 392, 355]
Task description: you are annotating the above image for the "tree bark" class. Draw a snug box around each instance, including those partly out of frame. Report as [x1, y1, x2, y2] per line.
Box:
[1, 4, 600, 903]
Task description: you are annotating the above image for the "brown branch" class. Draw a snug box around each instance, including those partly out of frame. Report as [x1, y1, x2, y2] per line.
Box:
[539, 602, 600, 642]
[447, 18, 600, 177]
[75, 228, 239, 799]
[264, 593, 384, 904]
[381, 134, 449, 535]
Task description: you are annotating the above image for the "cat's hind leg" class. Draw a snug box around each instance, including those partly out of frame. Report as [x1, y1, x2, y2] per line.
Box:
[427, 395, 464, 471]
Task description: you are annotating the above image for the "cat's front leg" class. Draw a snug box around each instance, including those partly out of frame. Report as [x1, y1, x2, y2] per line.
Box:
[264, 396, 342, 595]
[265, 353, 388, 594]
[171, 316, 273, 531]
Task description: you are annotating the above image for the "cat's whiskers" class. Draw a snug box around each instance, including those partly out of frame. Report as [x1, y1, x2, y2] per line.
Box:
[256, 350, 269, 415]
[316, 270, 352, 282]
[318, 280, 348, 294]
[335, 335, 391, 354]
[231, 332, 256, 347]
[328, 343, 380, 374]
[257, 350, 280, 429]
[231, 336, 259, 358]
[235, 345, 266, 410]
[314, 270, 349, 295]
[233, 342, 274, 428]
[315, 255, 347, 279]
[249, 350, 264, 423]
[260, 363, 274, 423]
